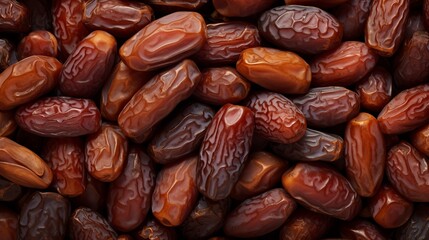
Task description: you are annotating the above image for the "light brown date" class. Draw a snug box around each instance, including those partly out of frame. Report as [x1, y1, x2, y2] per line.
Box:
[138, 218, 177, 240]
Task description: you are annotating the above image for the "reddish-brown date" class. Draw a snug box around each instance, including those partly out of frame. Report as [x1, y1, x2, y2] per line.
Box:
[280, 208, 333, 240]
[246, 91, 306, 144]
[345, 112, 385, 197]
[152, 156, 199, 227]
[148, 103, 214, 164]
[70, 207, 117, 240]
[0, 111, 16, 137]
[231, 151, 288, 201]
[0, 178, 21, 201]
[120, 12, 206, 71]
[73, 174, 107, 212]
[15, 96, 101, 137]
[292, 86, 360, 128]
[0, 55, 62, 111]
[118, 59, 201, 140]
[272, 128, 344, 162]
[284, 0, 348, 8]
[340, 219, 387, 240]
[41, 137, 86, 197]
[258, 5, 343, 55]
[386, 141, 429, 202]
[0, 0, 30, 32]
[0, 137, 52, 189]
[410, 123, 429, 157]
[0, 39, 14, 71]
[356, 66, 393, 113]
[404, 10, 426, 40]
[19, 192, 70, 240]
[197, 104, 254, 201]
[224, 188, 296, 238]
[310, 41, 378, 87]
[213, 0, 275, 17]
[83, 0, 153, 38]
[333, 0, 373, 40]
[107, 146, 155, 232]
[59, 30, 117, 98]
[145, 0, 208, 12]
[17, 30, 58, 60]
[86, 123, 128, 182]
[0, 206, 18, 240]
[22, 0, 52, 31]
[193, 22, 261, 66]
[395, 204, 429, 240]
[377, 84, 429, 134]
[236, 47, 311, 95]
[282, 163, 362, 220]
[138, 218, 177, 240]
[365, 0, 410, 56]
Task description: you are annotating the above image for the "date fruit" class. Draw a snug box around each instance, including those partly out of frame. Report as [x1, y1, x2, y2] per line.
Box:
[17, 30, 58, 60]
[0, 0, 30, 32]
[410, 123, 429, 157]
[284, 0, 348, 8]
[280, 208, 333, 240]
[70, 207, 117, 240]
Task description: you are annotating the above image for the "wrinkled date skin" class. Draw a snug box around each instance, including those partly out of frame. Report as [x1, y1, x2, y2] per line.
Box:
[18, 192, 70, 240]
[138, 219, 177, 240]
[0, 137, 52, 189]
[59, 30, 117, 98]
[365, 0, 410, 56]
[231, 151, 288, 201]
[377, 84, 429, 135]
[0, 55, 62, 111]
[120, 12, 206, 71]
[197, 104, 254, 201]
[0, 111, 16, 137]
[245, 91, 307, 144]
[213, 0, 276, 17]
[17, 31, 58, 60]
[395, 204, 429, 240]
[193, 22, 261, 66]
[340, 219, 387, 240]
[145, 0, 208, 12]
[282, 163, 362, 220]
[152, 156, 199, 227]
[369, 185, 413, 228]
[0, 39, 13, 71]
[70, 208, 117, 240]
[237, 47, 311, 94]
[272, 128, 344, 162]
[224, 188, 296, 238]
[0, 0, 30, 32]
[0, 178, 21, 201]
[293, 86, 360, 128]
[148, 103, 215, 164]
[280, 208, 333, 240]
[15, 97, 101, 137]
[333, 0, 373, 40]
[258, 5, 343, 55]
[310, 41, 378, 87]
[83, 0, 154, 38]
[41, 137, 86, 197]
[0, 206, 18, 240]
[387, 141, 429, 202]
[118, 60, 201, 140]
[345, 112, 385, 197]
[86, 123, 128, 182]
[410, 123, 429, 157]
[107, 146, 155, 232]
[284, 0, 348, 8]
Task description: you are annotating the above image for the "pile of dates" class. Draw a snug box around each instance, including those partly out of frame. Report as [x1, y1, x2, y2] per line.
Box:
[2, 0, 429, 239]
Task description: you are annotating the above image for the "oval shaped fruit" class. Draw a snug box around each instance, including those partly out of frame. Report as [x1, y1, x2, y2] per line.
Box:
[17, 30, 58, 59]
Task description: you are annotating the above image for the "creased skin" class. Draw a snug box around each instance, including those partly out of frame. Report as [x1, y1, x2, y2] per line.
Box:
[138, 218, 177, 240]
[280, 208, 333, 240]
[70, 208, 117, 240]
[356, 66, 392, 113]
[0, 0, 30, 32]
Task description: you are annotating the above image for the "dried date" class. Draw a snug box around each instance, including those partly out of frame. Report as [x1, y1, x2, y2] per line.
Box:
[70, 207, 117, 240]
[17, 30, 58, 60]
[0, 0, 30, 32]
[138, 218, 177, 240]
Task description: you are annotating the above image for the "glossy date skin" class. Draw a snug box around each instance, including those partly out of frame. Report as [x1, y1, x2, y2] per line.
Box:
[292, 86, 360, 128]
[236, 47, 311, 94]
[0, 0, 30, 32]
[17, 31, 58, 60]
[333, 0, 373, 40]
[118, 60, 201, 140]
[410, 123, 429, 157]
[0, 206, 18, 240]
[197, 104, 254, 201]
[70, 207, 117, 240]
[259, 5, 343, 55]
[356, 66, 392, 113]
[0, 137, 52, 189]
[152, 156, 199, 227]
[365, 0, 410, 56]
[148, 103, 214, 164]
[193, 22, 261, 66]
[213, 0, 275, 17]
[0, 55, 62, 111]
[310, 41, 378, 87]
[340, 219, 387, 240]
[59, 30, 117, 98]
[120, 12, 206, 71]
[138, 219, 177, 240]
[18, 192, 70, 240]
[395, 204, 429, 240]
[282, 163, 362, 220]
[15, 97, 101, 137]
[280, 208, 333, 240]
[245, 91, 307, 144]
[0, 111, 16, 137]
[224, 188, 296, 238]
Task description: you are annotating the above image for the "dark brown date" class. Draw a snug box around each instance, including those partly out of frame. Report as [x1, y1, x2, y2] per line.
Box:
[292, 86, 360, 128]
[395, 204, 429, 240]
[15, 96, 101, 137]
[148, 103, 214, 164]
[259, 5, 343, 55]
[333, 0, 373, 40]
[73, 174, 107, 212]
[17, 30, 58, 60]
[410, 123, 429, 157]
[0, 0, 30, 32]
[197, 104, 254, 200]
[284, 0, 348, 8]
[0, 206, 18, 240]
[0, 111, 16, 137]
[0, 178, 21, 201]
[213, 0, 275, 17]
[0, 39, 14, 71]
[340, 219, 387, 240]
[138, 218, 177, 240]
[70, 207, 117, 240]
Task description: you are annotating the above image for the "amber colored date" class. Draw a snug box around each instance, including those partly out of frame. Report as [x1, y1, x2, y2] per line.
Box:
[17, 31, 58, 60]
[0, 39, 13, 71]
[0, 111, 16, 137]
[340, 219, 387, 240]
[0, 55, 62, 111]
[152, 156, 199, 227]
[213, 0, 275, 17]
[311, 41, 378, 87]
[282, 163, 361, 220]
[237, 47, 311, 94]
[0, 0, 30, 32]
[284, 0, 348, 8]
[118, 59, 201, 140]
[395, 204, 429, 240]
[259, 5, 342, 55]
[148, 103, 214, 164]
[138, 218, 177, 240]
[293, 86, 360, 128]
[0, 206, 18, 240]
[15, 96, 101, 137]
[120, 12, 206, 71]
[280, 208, 333, 240]
[224, 188, 296, 238]
[333, 0, 372, 40]
[70, 207, 117, 240]
[377, 84, 429, 134]
[0, 178, 21, 201]
[410, 123, 429, 157]
[197, 104, 254, 200]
